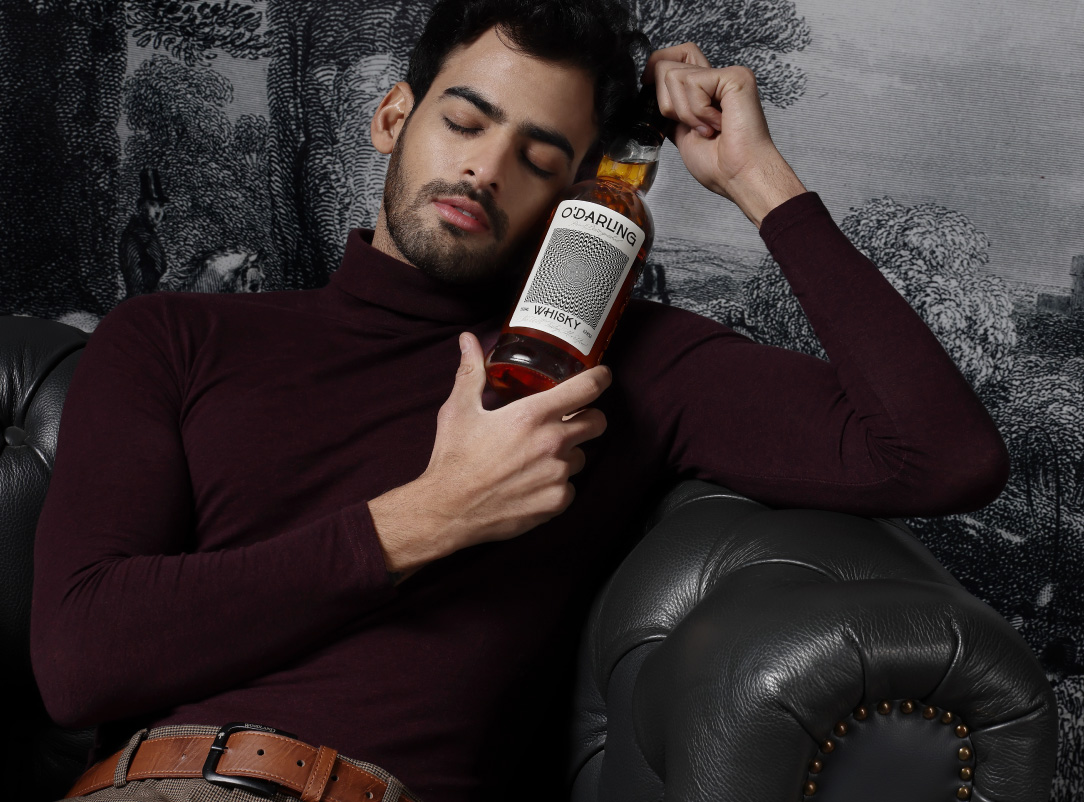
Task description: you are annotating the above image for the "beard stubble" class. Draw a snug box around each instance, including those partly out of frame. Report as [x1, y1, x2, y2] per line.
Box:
[382, 121, 519, 286]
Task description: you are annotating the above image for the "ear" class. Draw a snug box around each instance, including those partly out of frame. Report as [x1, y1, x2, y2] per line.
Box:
[371, 82, 416, 155]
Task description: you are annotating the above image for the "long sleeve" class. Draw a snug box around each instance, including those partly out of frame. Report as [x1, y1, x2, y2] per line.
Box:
[615, 191, 1008, 516]
[30, 296, 397, 728]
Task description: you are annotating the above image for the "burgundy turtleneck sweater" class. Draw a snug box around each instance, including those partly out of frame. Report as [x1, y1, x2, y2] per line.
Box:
[31, 192, 1007, 800]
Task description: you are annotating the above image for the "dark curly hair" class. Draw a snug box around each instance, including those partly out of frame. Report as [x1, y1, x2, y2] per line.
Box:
[405, 0, 650, 148]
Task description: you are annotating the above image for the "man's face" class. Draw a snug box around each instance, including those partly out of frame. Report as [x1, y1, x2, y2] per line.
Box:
[378, 27, 598, 284]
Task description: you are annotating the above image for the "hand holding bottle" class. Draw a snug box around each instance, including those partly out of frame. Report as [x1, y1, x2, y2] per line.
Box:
[369, 332, 610, 581]
[643, 42, 807, 227]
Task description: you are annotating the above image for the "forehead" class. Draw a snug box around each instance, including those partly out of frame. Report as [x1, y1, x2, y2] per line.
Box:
[427, 27, 598, 156]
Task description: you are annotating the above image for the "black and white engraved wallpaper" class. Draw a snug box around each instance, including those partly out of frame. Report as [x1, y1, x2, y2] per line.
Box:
[1, 0, 1082, 795]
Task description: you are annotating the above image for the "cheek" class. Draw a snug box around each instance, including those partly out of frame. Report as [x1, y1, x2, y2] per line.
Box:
[505, 194, 560, 247]
[393, 123, 443, 184]
[413, 125, 461, 175]
[522, 190, 563, 228]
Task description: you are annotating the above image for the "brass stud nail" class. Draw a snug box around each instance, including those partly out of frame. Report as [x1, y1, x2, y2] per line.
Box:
[877, 701, 892, 715]
[821, 740, 835, 753]
[854, 706, 868, 720]
[957, 787, 971, 800]
[923, 706, 937, 719]
[900, 700, 915, 714]
[804, 781, 817, 796]
[958, 746, 972, 761]
[960, 767, 973, 781]
[941, 711, 955, 724]
[809, 759, 823, 774]
[834, 722, 849, 736]
[955, 724, 969, 738]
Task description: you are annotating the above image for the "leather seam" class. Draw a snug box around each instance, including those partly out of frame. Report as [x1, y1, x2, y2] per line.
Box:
[13, 340, 87, 426]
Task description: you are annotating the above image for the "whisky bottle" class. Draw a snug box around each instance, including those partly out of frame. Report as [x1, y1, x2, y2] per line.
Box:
[485, 88, 668, 397]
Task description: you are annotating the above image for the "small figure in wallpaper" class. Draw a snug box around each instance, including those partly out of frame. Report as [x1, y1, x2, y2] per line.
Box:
[118, 167, 169, 297]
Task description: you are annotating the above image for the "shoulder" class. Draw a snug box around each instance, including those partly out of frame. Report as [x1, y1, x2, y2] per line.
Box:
[101, 288, 319, 330]
[91, 289, 308, 362]
[83, 294, 198, 381]
[94, 293, 182, 340]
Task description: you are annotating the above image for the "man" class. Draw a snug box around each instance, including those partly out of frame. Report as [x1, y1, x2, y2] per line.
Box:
[118, 167, 169, 297]
[32, 0, 1008, 799]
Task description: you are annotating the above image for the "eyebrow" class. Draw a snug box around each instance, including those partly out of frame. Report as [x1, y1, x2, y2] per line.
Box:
[440, 85, 576, 165]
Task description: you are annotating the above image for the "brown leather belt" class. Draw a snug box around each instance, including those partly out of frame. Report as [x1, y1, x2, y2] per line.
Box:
[66, 723, 417, 802]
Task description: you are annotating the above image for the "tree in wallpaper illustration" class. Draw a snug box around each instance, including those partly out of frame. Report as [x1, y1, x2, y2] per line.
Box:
[265, 0, 433, 290]
[120, 1, 274, 294]
[0, 0, 125, 317]
[121, 54, 274, 290]
[127, 0, 267, 65]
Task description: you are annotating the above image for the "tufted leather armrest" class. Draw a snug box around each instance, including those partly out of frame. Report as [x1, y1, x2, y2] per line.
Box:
[570, 480, 1058, 802]
[0, 316, 96, 801]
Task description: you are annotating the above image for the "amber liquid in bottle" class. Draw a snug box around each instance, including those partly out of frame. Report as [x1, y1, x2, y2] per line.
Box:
[485, 121, 663, 398]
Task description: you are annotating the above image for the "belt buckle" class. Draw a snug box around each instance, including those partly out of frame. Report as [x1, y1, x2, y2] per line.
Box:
[202, 721, 298, 797]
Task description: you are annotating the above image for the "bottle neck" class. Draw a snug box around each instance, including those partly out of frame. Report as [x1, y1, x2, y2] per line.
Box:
[596, 123, 663, 194]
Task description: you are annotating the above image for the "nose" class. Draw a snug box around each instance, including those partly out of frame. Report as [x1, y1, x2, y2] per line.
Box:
[460, 135, 515, 195]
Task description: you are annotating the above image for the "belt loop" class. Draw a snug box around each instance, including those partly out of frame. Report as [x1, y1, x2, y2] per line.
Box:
[300, 744, 339, 802]
[112, 728, 149, 788]
[382, 776, 404, 802]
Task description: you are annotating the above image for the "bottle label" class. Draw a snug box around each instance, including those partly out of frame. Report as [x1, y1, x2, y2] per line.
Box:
[510, 200, 644, 356]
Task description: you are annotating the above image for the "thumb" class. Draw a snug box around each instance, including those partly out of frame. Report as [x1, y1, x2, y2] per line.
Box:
[449, 331, 487, 406]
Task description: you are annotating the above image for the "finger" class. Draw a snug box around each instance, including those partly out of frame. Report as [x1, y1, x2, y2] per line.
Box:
[534, 365, 612, 418]
[642, 42, 712, 83]
[659, 63, 722, 135]
[446, 332, 486, 412]
[566, 446, 587, 477]
[561, 407, 608, 448]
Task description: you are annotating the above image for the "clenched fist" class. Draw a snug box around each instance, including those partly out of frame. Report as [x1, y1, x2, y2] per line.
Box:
[644, 42, 808, 227]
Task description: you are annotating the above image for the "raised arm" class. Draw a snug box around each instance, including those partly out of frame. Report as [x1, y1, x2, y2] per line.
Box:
[619, 45, 1008, 516]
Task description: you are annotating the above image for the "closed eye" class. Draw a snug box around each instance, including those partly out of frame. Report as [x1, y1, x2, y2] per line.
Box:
[443, 117, 480, 136]
[522, 157, 556, 180]
[444, 116, 557, 180]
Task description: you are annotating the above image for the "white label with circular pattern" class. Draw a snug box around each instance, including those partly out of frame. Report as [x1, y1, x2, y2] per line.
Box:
[510, 200, 643, 355]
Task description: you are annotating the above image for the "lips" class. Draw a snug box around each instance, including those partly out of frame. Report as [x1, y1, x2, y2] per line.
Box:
[433, 196, 491, 234]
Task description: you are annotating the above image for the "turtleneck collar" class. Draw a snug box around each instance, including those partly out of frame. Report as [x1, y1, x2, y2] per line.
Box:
[327, 229, 517, 325]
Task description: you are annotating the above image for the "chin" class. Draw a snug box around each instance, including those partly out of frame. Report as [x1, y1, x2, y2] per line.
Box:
[420, 237, 528, 290]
